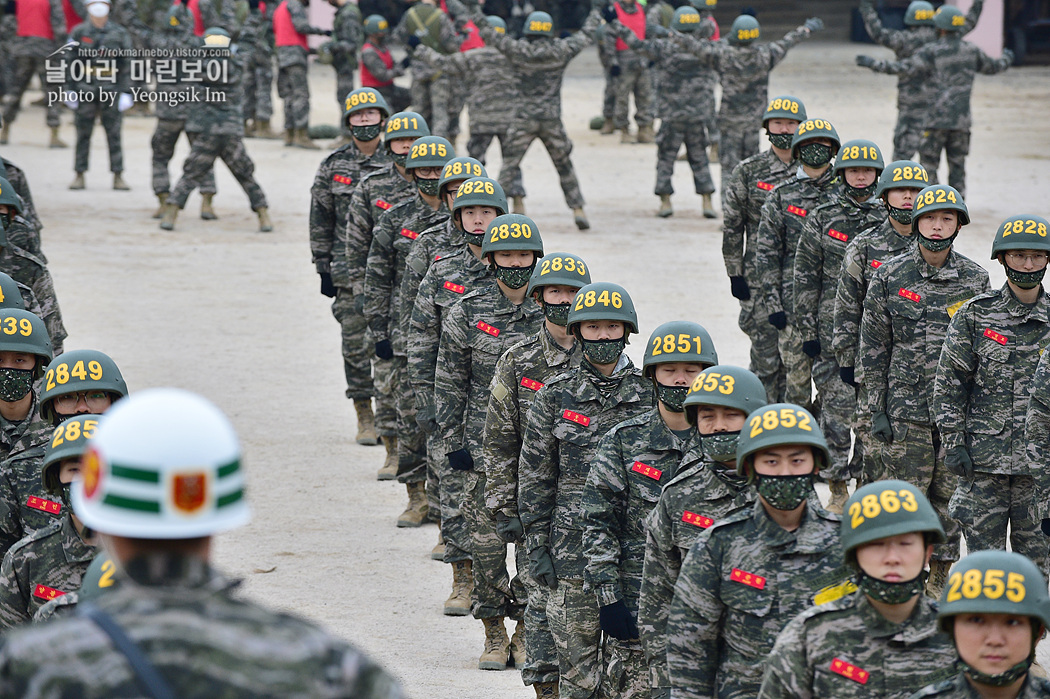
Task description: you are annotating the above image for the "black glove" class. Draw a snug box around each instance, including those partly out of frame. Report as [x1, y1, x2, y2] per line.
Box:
[945, 446, 974, 480]
[447, 448, 474, 471]
[768, 311, 787, 330]
[856, 55, 875, 68]
[599, 600, 639, 640]
[601, 4, 617, 22]
[248, 0, 259, 9]
[609, 64, 621, 78]
[374, 339, 394, 360]
[400, 55, 412, 69]
[407, 34, 421, 48]
[802, 340, 821, 358]
[871, 412, 893, 444]
[4, 0, 14, 11]
[839, 366, 857, 387]
[322, 29, 333, 35]
[319, 272, 336, 298]
[495, 511, 524, 542]
[1042, 518, 1050, 537]
[559, 29, 572, 38]
[529, 547, 558, 589]
[729, 276, 751, 301]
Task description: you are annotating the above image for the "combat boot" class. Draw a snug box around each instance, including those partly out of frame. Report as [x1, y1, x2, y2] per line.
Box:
[826, 480, 849, 514]
[658, 194, 673, 218]
[573, 208, 589, 231]
[69, 172, 85, 190]
[152, 192, 169, 219]
[620, 128, 635, 144]
[431, 530, 445, 560]
[257, 207, 274, 232]
[354, 398, 378, 445]
[479, 617, 510, 670]
[600, 120, 615, 135]
[397, 481, 428, 527]
[702, 193, 716, 219]
[377, 435, 397, 480]
[254, 119, 282, 139]
[534, 681, 558, 698]
[159, 202, 180, 231]
[113, 173, 130, 191]
[244, 119, 255, 137]
[293, 128, 320, 150]
[49, 127, 67, 148]
[637, 124, 654, 143]
[926, 560, 951, 599]
[512, 196, 526, 214]
[444, 559, 472, 616]
[283, 128, 294, 146]
[709, 142, 719, 160]
[200, 193, 217, 220]
[509, 620, 525, 668]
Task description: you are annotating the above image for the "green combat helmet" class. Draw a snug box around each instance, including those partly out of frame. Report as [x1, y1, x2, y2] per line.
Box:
[452, 177, 508, 244]
[835, 139, 884, 198]
[79, 551, 121, 603]
[912, 184, 968, 253]
[481, 214, 544, 290]
[689, 0, 716, 8]
[568, 282, 638, 365]
[343, 87, 391, 132]
[40, 349, 128, 425]
[406, 136, 455, 196]
[762, 95, 806, 150]
[905, 0, 935, 26]
[438, 156, 485, 200]
[736, 402, 828, 481]
[672, 6, 701, 32]
[41, 414, 100, 506]
[643, 321, 718, 412]
[684, 365, 767, 464]
[0, 175, 24, 222]
[384, 111, 430, 166]
[0, 272, 25, 310]
[791, 118, 841, 162]
[486, 15, 506, 33]
[0, 308, 52, 380]
[364, 14, 388, 35]
[874, 160, 929, 225]
[202, 26, 231, 48]
[523, 11, 553, 36]
[527, 252, 591, 325]
[728, 14, 759, 45]
[990, 215, 1050, 290]
[933, 4, 966, 32]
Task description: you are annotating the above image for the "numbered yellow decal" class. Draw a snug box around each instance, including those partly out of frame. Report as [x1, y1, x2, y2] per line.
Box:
[946, 569, 1025, 603]
[748, 407, 812, 438]
[847, 488, 919, 528]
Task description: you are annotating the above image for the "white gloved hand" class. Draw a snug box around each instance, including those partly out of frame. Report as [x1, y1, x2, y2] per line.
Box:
[117, 93, 134, 112]
[64, 98, 79, 110]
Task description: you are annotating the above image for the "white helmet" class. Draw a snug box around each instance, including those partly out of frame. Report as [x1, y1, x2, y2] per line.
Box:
[72, 388, 250, 538]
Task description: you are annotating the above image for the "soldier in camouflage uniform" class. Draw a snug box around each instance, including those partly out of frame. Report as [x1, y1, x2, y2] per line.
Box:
[160, 27, 272, 233]
[0, 273, 46, 337]
[832, 161, 929, 484]
[759, 479, 956, 698]
[272, 0, 329, 149]
[911, 550, 1050, 699]
[436, 213, 544, 670]
[0, 415, 99, 628]
[639, 365, 764, 698]
[599, 0, 653, 144]
[722, 95, 805, 403]
[935, 214, 1050, 575]
[582, 321, 717, 698]
[0, 310, 51, 468]
[482, 251, 589, 696]
[327, 0, 364, 143]
[243, 0, 280, 138]
[1027, 338, 1050, 539]
[519, 281, 654, 699]
[360, 16, 412, 116]
[66, 0, 133, 191]
[855, 5, 1011, 198]
[0, 0, 66, 148]
[391, 0, 460, 139]
[0, 179, 44, 272]
[753, 117, 841, 408]
[857, 0, 983, 161]
[609, 6, 715, 219]
[366, 135, 454, 525]
[674, 14, 822, 192]
[0, 389, 404, 698]
[793, 139, 887, 513]
[32, 549, 118, 623]
[666, 402, 849, 699]
[310, 87, 391, 451]
[0, 225, 65, 357]
[860, 184, 988, 595]
[0, 155, 42, 234]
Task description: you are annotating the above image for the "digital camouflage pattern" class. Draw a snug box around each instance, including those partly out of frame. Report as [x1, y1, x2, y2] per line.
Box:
[330, 1, 363, 86]
[602, 4, 653, 131]
[399, 219, 463, 331]
[0, 394, 50, 466]
[758, 592, 957, 698]
[151, 121, 217, 197]
[911, 672, 1050, 698]
[667, 498, 848, 699]
[414, 44, 518, 139]
[0, 244, 66, 353]
[0, 515, 96, 628]
[0, 554, 405, 698]
[638, 447, 756, 691]
[275, 0, 326, 130]
[0, 449, 63, 558]
[0, 160, 42, 233]
[1, 0, 64, 130]
[346, 166, 417, 296]
[1026, 348, 1050, 521]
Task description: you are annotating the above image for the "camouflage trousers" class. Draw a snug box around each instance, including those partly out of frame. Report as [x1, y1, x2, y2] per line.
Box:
[599, 638, 649, 699]
[243, 51, 274, 121]
[376, 85, 411, 114]
[811, 355, 855, 482]
[736, 295, 784, 403]
[546, 578, 601, 699]
[598, 44, 614, 121]
[612, 65, 653, 130]
[169, 133, 267, 211]
[371, 354, 398, 438]
[854, 385, 882, 486]
[466, 131, 526, 199]
[654, 119, 714, 196]
[151, 119, 216, 196]
[393, 355, 426, 485]
[522, 559, 560, 686]
[950, 473, 1049, 574]
[410, 74, 453, 141]
[425, 435, 440, 524]
[919, 128, 970, 198]
[446, 77, 466, 144]
[463, 469, 526, 620]
[892, 109, 924, 161]
[500, 118, 584, 210]
[436, 446, 471, 563]
[875, 418, 961, 561]
[2, 56, 60, 128]
[777, 323, 812, 407]
[277, 64, 310, 130]
[73, 101, 123, 174]
[330, 287, 375, 402]
[717, 117, 761, 195]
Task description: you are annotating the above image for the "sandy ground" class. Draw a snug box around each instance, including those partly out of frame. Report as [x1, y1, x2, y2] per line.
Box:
[3, 39, 1049, 697]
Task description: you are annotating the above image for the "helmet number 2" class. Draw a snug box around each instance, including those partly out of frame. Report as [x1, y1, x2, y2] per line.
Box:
[847, 488, 919, 529]
[946, 569, 1025, 603]
[747, 407, 811, 438]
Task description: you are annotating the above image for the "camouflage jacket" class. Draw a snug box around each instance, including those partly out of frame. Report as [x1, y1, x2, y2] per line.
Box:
[910, 673, 1050, 698]
[639, 446, 755, 690]
[722, 149, 797, 281]
[0, 160, 41, 234]
[832, 219, 913, 373]
[185, 21, 260, 136]
[582, 407, 693, 611]
[858, 0, 936, 115]
[310, 142, 391, 286]
[345, 165, 416, 294]
[399, 219, 461, 326]
[0, 394, 49, 466]
[0, 243, 65, 360]
[0, 515, 95, 629]
[66, 19, 133, 97]
[435, 286, 543, 455]
[754, 166, 840, 320]
[758, 592, 957, 698]
[519, 357, 654, 580]
[482, 325, 579, 518]
[1026, 349, 1050, 518]
[0, 449, 63, 558]
[274, 0, 324, 68]
[32, 588, 77, 622]
[149, 4, 198, 121]
[865, 35, 1010, 131]
[391, 3, 459, 81]
[860, 243, 989, 425]
[666, 497, 848, 699]
[408, 246, 495, 431]
[414, 45, 518, 133]
[0, 554, 405, 697]
[199, 0, 239, 34]
[7, 0, 65, 58]
[3, 217, 44, 277]
[793, 194, 886, 347]
[331, 1, 363, 72]
[934, 284, 1050, 473]
[364, 196, 449, 354]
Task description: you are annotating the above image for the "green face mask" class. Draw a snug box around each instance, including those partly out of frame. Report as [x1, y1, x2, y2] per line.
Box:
[415, 176, 440, 197]
[351, 123, 383, 142]
[465, 232, 485, 248]
[798, 142, 834, 168]
[887, 204, 914, 225]
[1005, 266, 1046, 290]
[858, 570, 924, 604]
[845, 182, 877, 199]
[581, 338, 626, 366]
[544, 302, 571, 326]
[963, 659, 1032, 688]
[0, 367, 34, 402]
[768, 131, 793, 150]
[390, 148, 409, 167]
[702, 431, 740, 464]
[755, 473, 812, 510]
[918, 231, 957, 252]
[494, 263, 535, 290]
[656, 384, 688, 412]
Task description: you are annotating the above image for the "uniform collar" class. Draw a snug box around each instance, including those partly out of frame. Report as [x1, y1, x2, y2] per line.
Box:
[575, 355, 641, 402]
[121, 553, 234, 593]
[751, 492, 832, 552]
[61, 515, 98, 565]
[539, 324, 577, 367]
[854, 591, 944, 643]
[911, 242, 962, 280]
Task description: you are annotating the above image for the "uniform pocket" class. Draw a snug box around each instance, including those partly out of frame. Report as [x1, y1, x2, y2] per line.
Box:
[969, 341, 1012, 434]
[720, 572, 775, 657]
